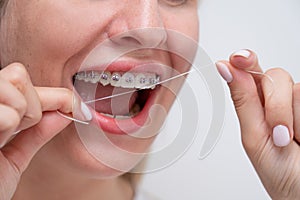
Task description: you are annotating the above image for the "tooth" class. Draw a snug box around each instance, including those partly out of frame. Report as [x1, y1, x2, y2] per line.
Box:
[85, 72, 92, 82]
[140, 74, 157, 89]
[114, 115, 131, 119]
[83, 71, 91, 83]
[99, 103, 141, 119]
[149, 74, 160, 89]
[110, 72, 121, 87]
[135, 73, 147, 89]
[83, 71, 98, 83]
[156, 75, 160, 84]
[75, 73, 80, 81]
[100, 71, 111, 86]
[89, 71, 101, 84]
[148, 74, 157, 85]
[152, 75, 160, 89]
[75, 72, 86, 81]
[101, 113, 114, 118]
[101, 113, 131, 119]
[121, 72, 135, 88]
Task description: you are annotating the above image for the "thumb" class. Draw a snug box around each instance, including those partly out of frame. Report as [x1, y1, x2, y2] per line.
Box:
[216, 61, 268, 152]
[1, 87, 76, 175]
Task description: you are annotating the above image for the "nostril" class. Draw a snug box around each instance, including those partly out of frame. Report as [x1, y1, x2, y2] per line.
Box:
[122, 36, 142, 46]
[109, 28, 167, 49]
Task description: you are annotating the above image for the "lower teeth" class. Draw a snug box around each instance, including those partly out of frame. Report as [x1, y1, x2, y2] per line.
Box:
[100, 104, 141, 119]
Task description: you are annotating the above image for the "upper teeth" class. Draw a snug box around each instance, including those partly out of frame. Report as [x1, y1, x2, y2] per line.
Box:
[75, 71, 160, 89]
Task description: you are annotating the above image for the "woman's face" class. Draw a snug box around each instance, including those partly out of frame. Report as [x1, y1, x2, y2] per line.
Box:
[0, 0, 199, 177]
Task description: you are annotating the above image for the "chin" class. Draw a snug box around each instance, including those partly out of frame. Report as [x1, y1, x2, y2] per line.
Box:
[42, 111, 169, 179]
[42, 86, 177, 179]
[43, 56, 183, 178]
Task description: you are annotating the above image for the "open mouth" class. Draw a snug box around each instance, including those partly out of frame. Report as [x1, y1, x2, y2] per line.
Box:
[72, 69, 162, 135]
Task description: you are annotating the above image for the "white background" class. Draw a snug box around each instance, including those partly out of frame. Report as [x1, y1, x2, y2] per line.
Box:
[139, 0, 300, 199]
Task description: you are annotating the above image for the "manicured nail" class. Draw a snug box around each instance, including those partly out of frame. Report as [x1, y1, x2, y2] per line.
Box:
[232, 49, 251, 59]
[273, 125, 290, 147]
[216, 62, 233, 83]
[81, 102, 92, 121]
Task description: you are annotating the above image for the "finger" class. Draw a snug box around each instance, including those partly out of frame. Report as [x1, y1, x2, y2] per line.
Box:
[229, 49, 266, 102]
[0, 87, 76, 173]
[262, 68, 294, 147]
[0, 63, 42, 130]
[35, 87, 73, 113]
[1, 111, 71, 174]
[0, 104, 20, 147]
[293, 83, 300, 143]
[0, 76, 27, 118]
[230, 49, 263, 73]
[0, 85, 90, 173]
[36, 87, 92, 122]
[216, 61, 266, 153]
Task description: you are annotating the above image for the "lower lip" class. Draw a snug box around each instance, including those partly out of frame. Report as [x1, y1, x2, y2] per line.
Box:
[91, 88, 159, 135]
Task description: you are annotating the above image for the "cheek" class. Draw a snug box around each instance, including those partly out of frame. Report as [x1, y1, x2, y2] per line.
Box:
[163, 11, 199, 41]
[1, 1, 116, 85]
[161, 10, 199, 70]
[15, 4, 105, 63]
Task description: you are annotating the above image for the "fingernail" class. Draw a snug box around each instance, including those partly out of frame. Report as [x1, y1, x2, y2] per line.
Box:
[273, 125, 290, 147]
[81, 102, 92, 121]
[216, 62, 233, 83]
[232, 49, 251, 58]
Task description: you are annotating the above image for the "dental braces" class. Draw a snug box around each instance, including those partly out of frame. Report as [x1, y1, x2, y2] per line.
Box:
[75, 71, 160, 89]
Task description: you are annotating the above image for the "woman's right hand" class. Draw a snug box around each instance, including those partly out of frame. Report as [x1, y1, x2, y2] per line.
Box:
[0, 63, 74, 200]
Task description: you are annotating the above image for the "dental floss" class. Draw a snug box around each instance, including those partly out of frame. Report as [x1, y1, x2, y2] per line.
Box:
[56, 68, 274, 128]
[245, 70, 274, 96]
[56, 110, 90, 125]
[198, 69, 275, 160]
[246, 70, 274, 83]
[84, 90, 136, 104]
[55, 65, 276, 164]
[83, 68, 274, 105]
[56, 69, 197, 124]
[85, 69, 196, 104]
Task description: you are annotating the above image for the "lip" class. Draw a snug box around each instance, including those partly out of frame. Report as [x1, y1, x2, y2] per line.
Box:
[89, 86, 160, 135]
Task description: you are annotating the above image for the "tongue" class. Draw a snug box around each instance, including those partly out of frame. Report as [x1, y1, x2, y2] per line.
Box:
[75, 80, 138, 115]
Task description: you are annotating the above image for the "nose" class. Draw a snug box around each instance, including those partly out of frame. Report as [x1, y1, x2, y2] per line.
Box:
[108, 1, 167, 49]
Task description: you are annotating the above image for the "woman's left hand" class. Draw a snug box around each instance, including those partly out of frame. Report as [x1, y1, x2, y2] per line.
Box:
[216, 49, 300, 199]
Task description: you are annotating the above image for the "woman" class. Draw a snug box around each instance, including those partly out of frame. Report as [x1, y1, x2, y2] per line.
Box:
[0, 0, 299, 200]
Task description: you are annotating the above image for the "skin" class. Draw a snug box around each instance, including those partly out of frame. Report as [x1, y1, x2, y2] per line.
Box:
[218, 51, 300, 199]
[0, 1, 299, 200]
[0, 0, 199, 199]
